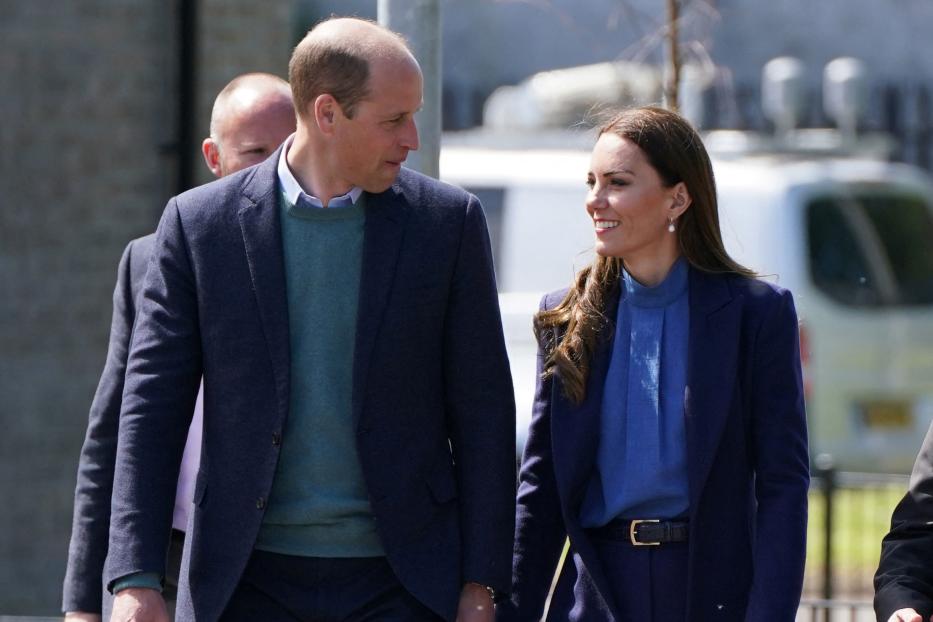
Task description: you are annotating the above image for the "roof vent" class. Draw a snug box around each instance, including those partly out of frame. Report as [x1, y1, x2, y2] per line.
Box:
[761, 56, 807, 137]
[823, 57, 867, 142]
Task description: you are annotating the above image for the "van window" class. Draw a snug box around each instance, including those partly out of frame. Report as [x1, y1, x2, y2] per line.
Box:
[807, 197, 883, 307]
[860, 194, 933, 305]
[806, 191, 933, 306]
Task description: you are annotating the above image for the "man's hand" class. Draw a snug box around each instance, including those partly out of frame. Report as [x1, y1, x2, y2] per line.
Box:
[64, 613, 102, 622]
[110, 588, 168, 622]
[887, 608, 926, 622]
[455, 582, 494, 622]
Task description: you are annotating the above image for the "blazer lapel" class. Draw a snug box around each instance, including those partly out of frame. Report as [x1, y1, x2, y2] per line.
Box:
[237, 149, 291, 421]
[351, 180, 408, 428]
[685, 267, 742, 510]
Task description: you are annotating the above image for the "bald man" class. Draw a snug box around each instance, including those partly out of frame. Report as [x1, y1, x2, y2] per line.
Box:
[62, 72, 295, 622]
[106, 17, 515, 622]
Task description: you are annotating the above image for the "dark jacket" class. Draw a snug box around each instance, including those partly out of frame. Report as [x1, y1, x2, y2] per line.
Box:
[63, 233, 154, 615]
[875, 422, 933, 620]
[498, 268, 809, 622]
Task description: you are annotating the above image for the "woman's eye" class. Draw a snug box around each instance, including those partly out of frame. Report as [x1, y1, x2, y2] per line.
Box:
[610, 179, 628, 187]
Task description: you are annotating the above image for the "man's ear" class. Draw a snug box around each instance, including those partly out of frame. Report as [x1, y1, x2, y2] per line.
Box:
[313, 94, 340, 135]
[670, 181, 692, 219]
[202, 138, 222, 178]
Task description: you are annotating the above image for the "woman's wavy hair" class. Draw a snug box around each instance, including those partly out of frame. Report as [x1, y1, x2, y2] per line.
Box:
[535, 106, 754, 403]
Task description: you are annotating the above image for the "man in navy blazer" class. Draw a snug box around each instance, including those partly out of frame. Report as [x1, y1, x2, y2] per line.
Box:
[62, 73, 296, 621]
[107, 17, 515, 622]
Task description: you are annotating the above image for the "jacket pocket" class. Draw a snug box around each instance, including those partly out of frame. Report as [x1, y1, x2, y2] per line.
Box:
[426, 456, 458, 504]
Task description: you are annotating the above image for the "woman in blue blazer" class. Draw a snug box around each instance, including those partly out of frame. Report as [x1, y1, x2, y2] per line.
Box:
[498, 107, 809, 621]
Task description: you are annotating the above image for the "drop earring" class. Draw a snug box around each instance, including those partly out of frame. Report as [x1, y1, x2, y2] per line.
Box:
[668, 217, 676, 233]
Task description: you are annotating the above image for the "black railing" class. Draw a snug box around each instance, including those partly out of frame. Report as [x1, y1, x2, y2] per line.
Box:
[806, 461, 909, 601]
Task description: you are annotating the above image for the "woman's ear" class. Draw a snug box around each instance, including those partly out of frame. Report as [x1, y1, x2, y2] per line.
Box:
[670, 182, 692, 218]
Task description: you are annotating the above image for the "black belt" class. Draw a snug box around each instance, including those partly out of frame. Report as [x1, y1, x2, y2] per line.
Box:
[587, 518, 689, 546]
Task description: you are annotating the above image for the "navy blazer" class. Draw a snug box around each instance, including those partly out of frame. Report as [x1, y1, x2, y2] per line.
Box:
[499, 267, 809, 622]
[105, 149, 517, 622]
[63, 233, 154, 615]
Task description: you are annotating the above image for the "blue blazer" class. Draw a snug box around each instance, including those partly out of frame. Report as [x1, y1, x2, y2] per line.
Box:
[499, 267, 809, 622]
[63, 234, 154, 616]
[104, 148, 517, 622]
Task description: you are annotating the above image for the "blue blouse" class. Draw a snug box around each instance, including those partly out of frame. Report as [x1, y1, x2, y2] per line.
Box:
[580, 256, 691, 527]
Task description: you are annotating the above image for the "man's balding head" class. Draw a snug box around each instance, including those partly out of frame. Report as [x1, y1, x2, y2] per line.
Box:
[202, 72, 296, 178]
[288, 17, 417, 121]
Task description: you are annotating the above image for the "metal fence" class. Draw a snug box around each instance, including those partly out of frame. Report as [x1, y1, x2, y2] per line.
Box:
[804, 465, 909, 602]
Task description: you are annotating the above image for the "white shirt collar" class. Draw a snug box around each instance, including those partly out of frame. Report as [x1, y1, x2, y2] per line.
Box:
[276, 133, 363, 208]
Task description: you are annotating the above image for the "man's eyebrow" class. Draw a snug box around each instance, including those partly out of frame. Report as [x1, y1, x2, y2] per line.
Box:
[384, 105, 422, 118]
[602, 169, 635, 176]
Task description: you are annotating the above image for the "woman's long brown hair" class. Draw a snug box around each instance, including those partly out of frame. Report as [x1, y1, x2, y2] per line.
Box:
[536, 106, 754, 403]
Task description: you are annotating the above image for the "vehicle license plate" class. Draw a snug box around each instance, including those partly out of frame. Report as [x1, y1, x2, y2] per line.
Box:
[856, 399, 913, 429]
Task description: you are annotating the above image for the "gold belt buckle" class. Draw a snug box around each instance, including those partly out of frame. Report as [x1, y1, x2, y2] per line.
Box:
[629, 519, 661, 546]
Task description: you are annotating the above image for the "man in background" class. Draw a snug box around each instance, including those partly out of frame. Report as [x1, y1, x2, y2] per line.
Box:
[62, 72, 295, 622]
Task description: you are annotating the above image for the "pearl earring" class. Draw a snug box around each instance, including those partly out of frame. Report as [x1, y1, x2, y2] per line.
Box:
[668, 218, 676, 233]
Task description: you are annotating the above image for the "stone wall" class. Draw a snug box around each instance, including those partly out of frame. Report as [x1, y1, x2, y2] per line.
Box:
[0, 0, 291, 614]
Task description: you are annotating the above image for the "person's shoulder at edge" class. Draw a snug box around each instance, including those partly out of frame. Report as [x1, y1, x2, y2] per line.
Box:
[539, 287, 571, 313]
[128, 232, 156, 257]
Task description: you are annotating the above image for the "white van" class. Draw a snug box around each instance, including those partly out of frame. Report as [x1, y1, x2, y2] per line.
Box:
[440, 130, 933, 473]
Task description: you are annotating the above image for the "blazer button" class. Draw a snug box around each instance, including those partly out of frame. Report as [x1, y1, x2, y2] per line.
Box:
[256, 497, 265, 510]
[272, 432, 281, 446]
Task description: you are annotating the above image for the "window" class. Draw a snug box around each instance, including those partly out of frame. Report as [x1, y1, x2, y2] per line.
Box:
[860, 194, 933, 305]
[807, 190, 933, 307]
[807, 197, 881, 306]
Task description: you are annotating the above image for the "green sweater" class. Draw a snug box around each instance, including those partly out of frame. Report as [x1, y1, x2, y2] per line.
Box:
[255, 192, 383, 557]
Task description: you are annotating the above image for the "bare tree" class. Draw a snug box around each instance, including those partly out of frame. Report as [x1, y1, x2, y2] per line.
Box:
[665, 0, 681, 111]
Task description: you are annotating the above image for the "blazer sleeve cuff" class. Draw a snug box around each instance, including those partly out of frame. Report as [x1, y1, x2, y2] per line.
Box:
[111, 571, 163, 594]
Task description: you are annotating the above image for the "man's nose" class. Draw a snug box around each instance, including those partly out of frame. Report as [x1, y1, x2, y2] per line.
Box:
[401, 117, 419, 151]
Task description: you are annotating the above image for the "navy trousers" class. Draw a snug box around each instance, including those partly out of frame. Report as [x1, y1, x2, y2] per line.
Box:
[549, 536, 688, 621]
[222, 550, 444, 622]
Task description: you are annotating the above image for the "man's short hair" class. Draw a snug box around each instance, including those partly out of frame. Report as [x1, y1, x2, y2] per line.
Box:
[288, 17, 410, 120]
[209, 72, 292, 140]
